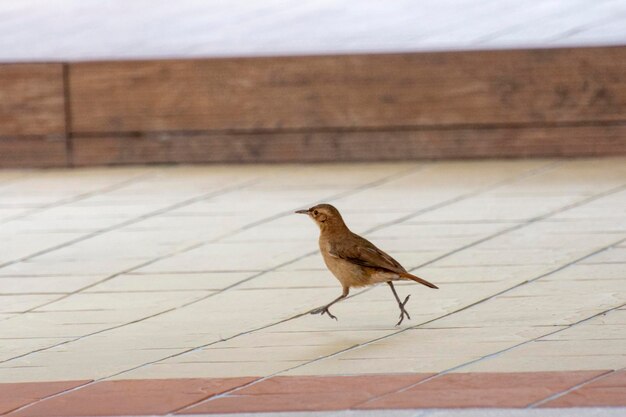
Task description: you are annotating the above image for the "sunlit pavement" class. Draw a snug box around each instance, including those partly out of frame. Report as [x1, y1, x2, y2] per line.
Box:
[0, 158, 625, 415]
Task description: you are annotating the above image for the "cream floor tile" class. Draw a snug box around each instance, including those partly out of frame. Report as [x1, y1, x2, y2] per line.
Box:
[110, 359, 300, 380]
[2, 255, 147, 276]
[550, 189, 626, 220]
[63, 326, 212, 352]
[499, 279, 626, 298]
[369, 221, 516, 240]
[34, 290, 210, 313]
[337, 160, 548, 212]
[580, 247, 626, 264]
[521, 338, 626, 355]
[123, 213, 250, 236]
[87, 272, 250, 292]
[211, 329, 391, 350]
[537, 218, 626, 234]
[0, 294, 61, 313]
[0, 232, 86, 264]
[434, 247, 586, 268]
[0, 168, 151, 208]
[587, 309, 626, 325]
[0, 337, 69, 361]
[317, 326, 557, 362]
[460, 354, 626, 372]
[454, 301, 626, 373]
[497, 158, 626, 193]
[136, 241, 311, 273]
[222, 216, 323, 244]
[166, 344, 343, 364]
[540, 309, 626, 342]
[542, 323, 626, 341]
[282, 355, 477, 376]
[28, 231, 198, 262]
[0, 348, 186, 382]
[146, 286, 341, 330]
[0, 275, 105, 294]
[421, 277, 625, 329]
[237, 270, 337, 290]
[478, 230, 622, 251]
[415, 264, 554, 285]
[0, 208, 31, 221]
[421, 296, 617, 328]
[0, 159, 624, 383]
[0, 309, 151, 340]
[282, 320, 610, 375]
[415, 194, 583, 223]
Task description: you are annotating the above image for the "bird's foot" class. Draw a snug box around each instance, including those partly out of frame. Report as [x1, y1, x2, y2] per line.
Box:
[310, 306, 338, 320]
[395, 294, 411, 326]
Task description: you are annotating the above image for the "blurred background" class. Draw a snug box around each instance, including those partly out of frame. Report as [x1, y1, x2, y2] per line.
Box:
[1, 2, 626, 416]
[0, 0, 625, 168]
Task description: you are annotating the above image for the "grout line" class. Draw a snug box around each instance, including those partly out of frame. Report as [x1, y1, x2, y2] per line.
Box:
[0, 171, 154, 225]
[0, 160, 593, 412]
[172, 235, 626, 414]
[0, 161, 556, 368]
[27, 164, 421, 313]
[528, 367, 625, 408]
[0, 166, 426, 415]
[403, 183, 626, 273]
[354, 303, 626, 410]
[0, 165, 422, 363]
[0, 178, 260, 271]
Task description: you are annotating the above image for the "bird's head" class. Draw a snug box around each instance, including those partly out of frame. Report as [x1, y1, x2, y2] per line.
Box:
[295, 203, 347, 231]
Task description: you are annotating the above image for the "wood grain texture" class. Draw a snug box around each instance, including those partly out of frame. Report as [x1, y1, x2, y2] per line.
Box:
[0, 64, 66, 136]
[72, 124, 626, 165]
[68, 47, 626, 134]
[0, 136, 67, 167]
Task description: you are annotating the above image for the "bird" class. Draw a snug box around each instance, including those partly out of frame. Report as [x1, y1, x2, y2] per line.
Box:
[296, 203, 438, 326]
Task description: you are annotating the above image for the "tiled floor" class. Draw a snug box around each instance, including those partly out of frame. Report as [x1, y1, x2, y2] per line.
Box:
[0, 158, 625, 416]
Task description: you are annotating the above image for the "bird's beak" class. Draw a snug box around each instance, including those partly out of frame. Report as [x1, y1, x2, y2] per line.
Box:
[295, 209, 309, 215]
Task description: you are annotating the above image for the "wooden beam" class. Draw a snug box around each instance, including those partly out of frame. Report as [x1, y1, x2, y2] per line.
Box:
[0, 64, 67, 167]
[68, 47, 626, 134]
[72, 124, 626, 165]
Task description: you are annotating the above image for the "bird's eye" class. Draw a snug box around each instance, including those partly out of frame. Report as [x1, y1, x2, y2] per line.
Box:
[313, 210, 319, 215]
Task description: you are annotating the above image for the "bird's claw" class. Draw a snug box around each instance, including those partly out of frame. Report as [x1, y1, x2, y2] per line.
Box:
[395, 294, 411, 326]
[311, 306, 338, 320]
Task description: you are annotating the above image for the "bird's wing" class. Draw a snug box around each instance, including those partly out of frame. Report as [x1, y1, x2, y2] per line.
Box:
[330, 234, 407, 274]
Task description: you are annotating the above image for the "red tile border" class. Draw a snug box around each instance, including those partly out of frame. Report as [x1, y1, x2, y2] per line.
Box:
[5, 378, 254, 417]
[540, 370, 626, 408]
[0, 380, 90, 415]
[181, 374, 433, 414]
[2, 371, 623, 416]
[356, 371, 606, 410]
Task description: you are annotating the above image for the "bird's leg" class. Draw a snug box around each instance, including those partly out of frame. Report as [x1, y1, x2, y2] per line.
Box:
[388, 281, 411, 326]
[310, 287, 349, 321]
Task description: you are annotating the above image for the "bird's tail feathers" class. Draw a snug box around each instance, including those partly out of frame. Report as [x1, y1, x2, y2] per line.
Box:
[399, 272, 439, 289]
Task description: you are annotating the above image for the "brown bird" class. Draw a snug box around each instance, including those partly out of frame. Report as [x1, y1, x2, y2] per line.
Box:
[296, 203, 438, 326]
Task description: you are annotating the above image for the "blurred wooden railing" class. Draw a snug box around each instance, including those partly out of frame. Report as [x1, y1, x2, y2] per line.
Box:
[1, 46, 625, 167]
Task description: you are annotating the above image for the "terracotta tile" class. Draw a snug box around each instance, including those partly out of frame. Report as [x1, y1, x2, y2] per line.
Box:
[357, 371, 605, 409]
[183, 374, 432, 414]
[9, 377, 254, 417]
[0, 380, 89, 414]
[183, 392, 362, 414]
[541, 370, 626, 407]
[245, 374, 432, 395]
